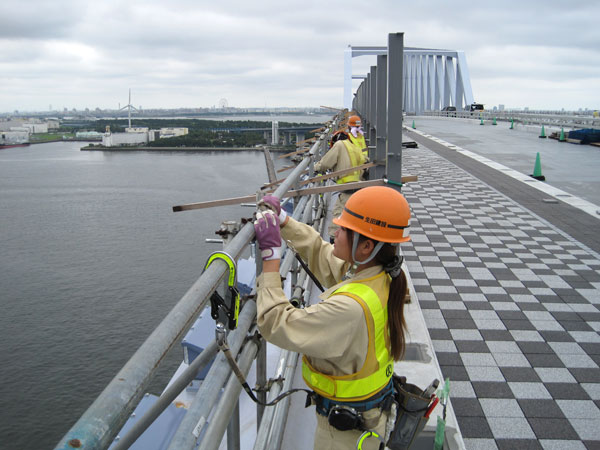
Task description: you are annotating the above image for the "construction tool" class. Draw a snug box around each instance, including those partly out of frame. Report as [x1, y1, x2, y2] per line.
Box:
[203, 251, 240, 330]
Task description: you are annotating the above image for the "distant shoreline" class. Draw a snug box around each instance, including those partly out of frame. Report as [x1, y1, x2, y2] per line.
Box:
[32, 138, 100, 144]
[80, 145, 291, 153]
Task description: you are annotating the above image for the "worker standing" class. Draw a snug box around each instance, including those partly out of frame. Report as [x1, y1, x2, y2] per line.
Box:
[347, 114, 368, 160]
[315, 130, 366, 240]
[254, 187, 411, 450]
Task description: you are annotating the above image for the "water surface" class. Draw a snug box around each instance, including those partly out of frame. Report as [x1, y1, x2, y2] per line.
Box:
[0, 140, 282, 449]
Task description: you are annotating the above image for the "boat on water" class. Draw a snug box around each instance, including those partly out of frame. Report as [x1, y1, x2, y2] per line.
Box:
[55, 110, 465, 450]
[0, 142, 30, 149]
[1, 131, 30, 149]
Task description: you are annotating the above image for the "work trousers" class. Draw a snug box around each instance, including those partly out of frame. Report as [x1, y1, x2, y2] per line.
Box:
[313, 407, 388, 450]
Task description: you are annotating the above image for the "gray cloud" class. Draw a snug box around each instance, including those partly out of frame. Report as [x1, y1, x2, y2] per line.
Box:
[1, 0, 599, 111]
[0, 1, 83, 39]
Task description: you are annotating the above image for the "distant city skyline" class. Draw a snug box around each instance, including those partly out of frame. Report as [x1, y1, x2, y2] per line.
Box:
[1, 1, 598, 112]
[2, 104, 596, 118]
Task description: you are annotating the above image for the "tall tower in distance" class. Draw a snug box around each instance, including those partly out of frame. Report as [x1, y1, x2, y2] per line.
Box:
[271, 121, 279, 145]
[119, 89, 138, 129]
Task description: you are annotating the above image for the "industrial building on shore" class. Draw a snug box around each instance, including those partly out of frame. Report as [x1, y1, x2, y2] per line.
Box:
[101, 126, 188, 147]
[0, 118, 60, 145]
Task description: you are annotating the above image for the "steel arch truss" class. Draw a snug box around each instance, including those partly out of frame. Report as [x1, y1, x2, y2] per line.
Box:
[344, 46, 474, 114]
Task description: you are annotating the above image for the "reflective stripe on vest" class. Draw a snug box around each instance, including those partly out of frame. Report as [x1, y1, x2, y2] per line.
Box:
[348, 133, 366, 151]
[336, 140, 363, 184]
[302, 276, 394, 401]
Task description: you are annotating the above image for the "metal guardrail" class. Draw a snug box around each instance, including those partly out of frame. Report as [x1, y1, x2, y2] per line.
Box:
[424, 110, 600, 130]
[55, 111, 344, 450]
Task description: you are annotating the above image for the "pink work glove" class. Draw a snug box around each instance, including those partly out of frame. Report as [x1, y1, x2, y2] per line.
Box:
[258, 195, 287, 223]
[254, 210, 282, 261]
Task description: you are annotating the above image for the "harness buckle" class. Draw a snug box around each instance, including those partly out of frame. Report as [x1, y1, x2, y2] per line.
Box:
[327, 405, 363, 431]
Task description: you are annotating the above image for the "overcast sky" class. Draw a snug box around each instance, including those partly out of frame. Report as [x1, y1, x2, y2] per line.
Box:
[1, 0, 598, 112]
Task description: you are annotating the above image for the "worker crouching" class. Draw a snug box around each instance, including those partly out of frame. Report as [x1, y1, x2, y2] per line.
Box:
[254, 186, 411, 450]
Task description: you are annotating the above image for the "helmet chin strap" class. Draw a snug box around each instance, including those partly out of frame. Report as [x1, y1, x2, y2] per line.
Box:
[351, 231, 385, 265]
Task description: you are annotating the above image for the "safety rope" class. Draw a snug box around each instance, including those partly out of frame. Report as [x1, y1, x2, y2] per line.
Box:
[216, 323, 312, 407]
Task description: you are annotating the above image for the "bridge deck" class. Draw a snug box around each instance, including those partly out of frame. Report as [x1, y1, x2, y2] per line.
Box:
[400, 118, 600, 449]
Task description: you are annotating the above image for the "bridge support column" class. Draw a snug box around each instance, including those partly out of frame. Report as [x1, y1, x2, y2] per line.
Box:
[296, 132, 305, 144]
[283, 133, 290, 146]
[344, 46, 353, 109]
[264, 131, 270, 144]
[271, 121, 279, 145]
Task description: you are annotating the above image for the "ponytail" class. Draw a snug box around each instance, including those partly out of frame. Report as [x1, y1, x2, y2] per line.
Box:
[376, 244, 408, 361]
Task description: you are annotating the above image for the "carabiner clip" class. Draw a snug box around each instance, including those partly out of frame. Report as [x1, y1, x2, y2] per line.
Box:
[203, 251, 240, 330]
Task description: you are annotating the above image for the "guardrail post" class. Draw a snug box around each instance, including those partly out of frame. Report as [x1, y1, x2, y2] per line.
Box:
[387, 32, 404, 186]
[375, 54, 387, 180]
[364, 75, 369, 119]
[369, 65, 377, 160]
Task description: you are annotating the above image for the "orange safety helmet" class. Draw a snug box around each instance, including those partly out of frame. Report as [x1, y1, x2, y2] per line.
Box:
[333, 186, 411, 243]
[348, 115, 362, 128]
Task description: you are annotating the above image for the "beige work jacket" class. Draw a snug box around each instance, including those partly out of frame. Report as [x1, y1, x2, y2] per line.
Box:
[256, 218, 386, 377]
[314, 140, 366, 182]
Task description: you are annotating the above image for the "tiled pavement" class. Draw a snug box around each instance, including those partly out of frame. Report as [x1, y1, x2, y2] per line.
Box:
[400, 143, 600, 450]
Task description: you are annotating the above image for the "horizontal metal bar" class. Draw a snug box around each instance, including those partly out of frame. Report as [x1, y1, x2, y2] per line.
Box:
[423, 111, 600, 130]
[263, 162, 376, 190]
[285, 178, 385, 197]
[173, 195, 256, 211]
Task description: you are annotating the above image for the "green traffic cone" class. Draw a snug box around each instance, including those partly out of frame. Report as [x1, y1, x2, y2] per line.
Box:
[539, 125, 546, 138]
[530, 152, 545, 181]
[559, 127, 566, 142]
[493, 117, 497, 125]
[510, 118, 514, 129]
[412, 120, 416, 129]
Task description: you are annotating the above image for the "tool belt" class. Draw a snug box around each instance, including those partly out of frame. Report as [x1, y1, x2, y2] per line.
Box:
[312, 379, 394, 432]
[387, 375, 436, 450]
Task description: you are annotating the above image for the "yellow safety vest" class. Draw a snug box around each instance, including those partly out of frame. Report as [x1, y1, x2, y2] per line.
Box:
[336, 140, 365, 184]
[302, 272, 394, 401]
[348, 132, 367, 155]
